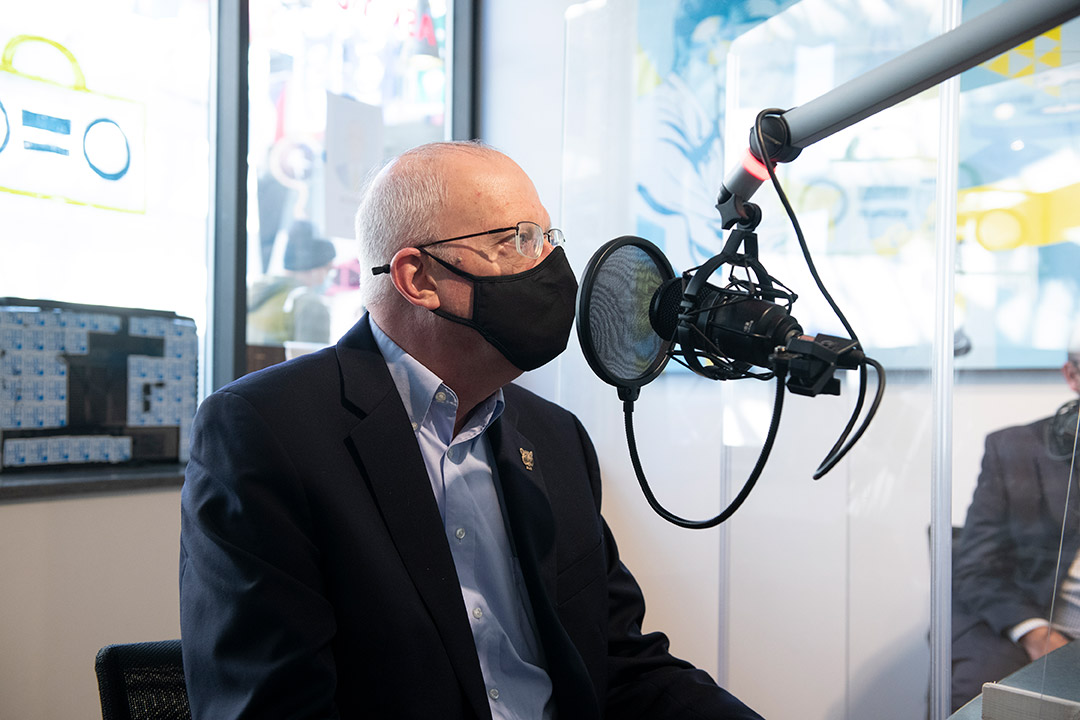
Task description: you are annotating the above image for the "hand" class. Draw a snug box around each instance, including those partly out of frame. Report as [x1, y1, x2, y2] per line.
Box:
[1018, 626, 1071, 661]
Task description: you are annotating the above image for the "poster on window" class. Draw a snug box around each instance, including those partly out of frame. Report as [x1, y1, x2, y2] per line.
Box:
[0, 35, 146, 214]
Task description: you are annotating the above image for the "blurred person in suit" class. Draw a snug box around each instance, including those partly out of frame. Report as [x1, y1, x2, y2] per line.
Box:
[952, 329, 1080, 711]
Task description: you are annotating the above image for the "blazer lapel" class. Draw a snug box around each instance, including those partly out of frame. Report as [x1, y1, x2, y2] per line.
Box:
[489, 417, 556, 597]
[336, 317, 491, 720]
[1038, 451, 1080, 538]
[490, 409, 601, 719]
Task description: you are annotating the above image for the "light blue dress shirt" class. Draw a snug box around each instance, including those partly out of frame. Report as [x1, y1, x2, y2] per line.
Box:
[371, 318, 554, 720]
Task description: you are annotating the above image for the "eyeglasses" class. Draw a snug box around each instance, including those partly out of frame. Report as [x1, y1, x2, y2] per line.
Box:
[417, 221, 565, 261]
[369, 221, 565, 275]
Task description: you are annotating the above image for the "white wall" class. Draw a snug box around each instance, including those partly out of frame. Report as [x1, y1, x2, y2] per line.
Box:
[0, 488, 182, 720]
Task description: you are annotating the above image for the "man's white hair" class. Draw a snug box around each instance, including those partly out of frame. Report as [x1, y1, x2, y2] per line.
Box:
[355, 140, 503, 309]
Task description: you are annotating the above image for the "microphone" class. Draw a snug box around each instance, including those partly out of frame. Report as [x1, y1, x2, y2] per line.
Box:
[576, 234, 865, 396]
[649, 276, 802, 372]
[647, 273, 863, 397]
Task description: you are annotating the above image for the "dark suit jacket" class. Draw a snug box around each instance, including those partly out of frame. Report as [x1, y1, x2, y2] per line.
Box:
[179, 316, 761, 719]
[954, 417, 1080, 639]
[951, 416, 1080, 709]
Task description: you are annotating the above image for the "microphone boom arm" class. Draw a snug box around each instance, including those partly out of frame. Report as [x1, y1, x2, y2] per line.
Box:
[717, 0, 1080, 227]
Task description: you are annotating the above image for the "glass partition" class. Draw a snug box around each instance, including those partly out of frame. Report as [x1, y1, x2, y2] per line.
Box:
[560, 1, 1080, 718]
[950, 0, 1080, 715]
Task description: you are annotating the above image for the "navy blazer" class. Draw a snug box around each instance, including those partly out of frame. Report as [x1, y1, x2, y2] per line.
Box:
[955, 417, 1080, 638]
[180, 316, 761, 719]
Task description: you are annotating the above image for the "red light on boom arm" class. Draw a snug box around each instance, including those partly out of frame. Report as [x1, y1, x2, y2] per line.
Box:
[742, 151, 770, 181]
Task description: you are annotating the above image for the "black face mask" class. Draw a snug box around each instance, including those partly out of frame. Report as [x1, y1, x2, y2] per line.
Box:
[422, 246, 578, 371]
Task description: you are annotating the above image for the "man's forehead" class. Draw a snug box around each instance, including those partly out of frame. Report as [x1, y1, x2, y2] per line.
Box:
[445, 160, 543, 215]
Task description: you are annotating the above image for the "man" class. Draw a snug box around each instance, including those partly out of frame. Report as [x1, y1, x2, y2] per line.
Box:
[952, 340, 1080, 711]
[180, 141, 762, 719]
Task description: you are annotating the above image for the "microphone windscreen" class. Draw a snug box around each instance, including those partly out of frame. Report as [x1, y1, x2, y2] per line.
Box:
[576, 236, 675, 390]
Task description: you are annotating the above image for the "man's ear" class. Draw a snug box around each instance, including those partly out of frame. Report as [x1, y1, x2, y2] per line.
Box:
[388, 247, 441, 310]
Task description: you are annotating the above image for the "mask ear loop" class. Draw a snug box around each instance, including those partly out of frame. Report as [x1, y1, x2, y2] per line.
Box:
[370, 246, 448, 312]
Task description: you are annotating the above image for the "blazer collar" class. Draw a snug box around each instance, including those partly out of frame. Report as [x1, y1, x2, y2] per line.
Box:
[335, 315, 492, 720]
[335, 314, 401, 416]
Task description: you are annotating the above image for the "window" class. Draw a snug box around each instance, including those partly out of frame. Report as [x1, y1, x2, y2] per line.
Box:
[244, 0, 455, 372]
[0, 1, 211, 496]
[0, 0, 470, 496]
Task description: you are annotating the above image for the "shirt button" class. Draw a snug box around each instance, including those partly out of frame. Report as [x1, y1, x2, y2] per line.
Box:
[489, 688, 499, 700]
[410, 421, 417, 431]
[455, 527, 466, 540]
[435, 391, 447, 403]
[473, 607, 483, 619]
[447, 447, 457, 461]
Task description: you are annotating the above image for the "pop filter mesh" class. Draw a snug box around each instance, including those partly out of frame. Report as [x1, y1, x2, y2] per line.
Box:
[580, 241, 672, 386]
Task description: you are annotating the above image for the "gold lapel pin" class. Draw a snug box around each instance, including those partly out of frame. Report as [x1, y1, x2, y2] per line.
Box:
[519, 448, 534, 471]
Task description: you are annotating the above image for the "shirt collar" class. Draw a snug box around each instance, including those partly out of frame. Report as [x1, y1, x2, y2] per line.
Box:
[369, 316, 504, 437]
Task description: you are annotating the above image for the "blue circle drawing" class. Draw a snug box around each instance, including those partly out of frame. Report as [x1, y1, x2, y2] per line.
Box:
[0, 99, 10, 155]
[83, 117, 130, 180]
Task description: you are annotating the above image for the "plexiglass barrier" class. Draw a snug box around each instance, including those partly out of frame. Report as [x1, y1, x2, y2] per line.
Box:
[559, 1, 1080, 718]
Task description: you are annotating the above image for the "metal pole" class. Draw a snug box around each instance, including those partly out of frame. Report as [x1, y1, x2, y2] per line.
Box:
[718, 0, 1080, 220]
[209, 0, 249, 391]
[929, 0, 963, 713]
[784, 0, 1080, 148]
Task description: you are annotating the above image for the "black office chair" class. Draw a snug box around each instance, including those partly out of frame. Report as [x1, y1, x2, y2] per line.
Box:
[95, 639, 191, 720]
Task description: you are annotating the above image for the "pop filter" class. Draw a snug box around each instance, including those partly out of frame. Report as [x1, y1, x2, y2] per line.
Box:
[576, 236, 675, 393]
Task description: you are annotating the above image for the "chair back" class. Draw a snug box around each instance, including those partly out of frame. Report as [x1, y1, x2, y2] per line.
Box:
[95, 639, 191, 720]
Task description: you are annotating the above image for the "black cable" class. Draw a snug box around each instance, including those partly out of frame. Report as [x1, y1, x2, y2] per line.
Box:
[820, 363, 868, 471]
[812, 356, 887, 479]
[623, 373, 786, 529]
[754, 108, 876, 474]
[754, 109, 860, 344]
